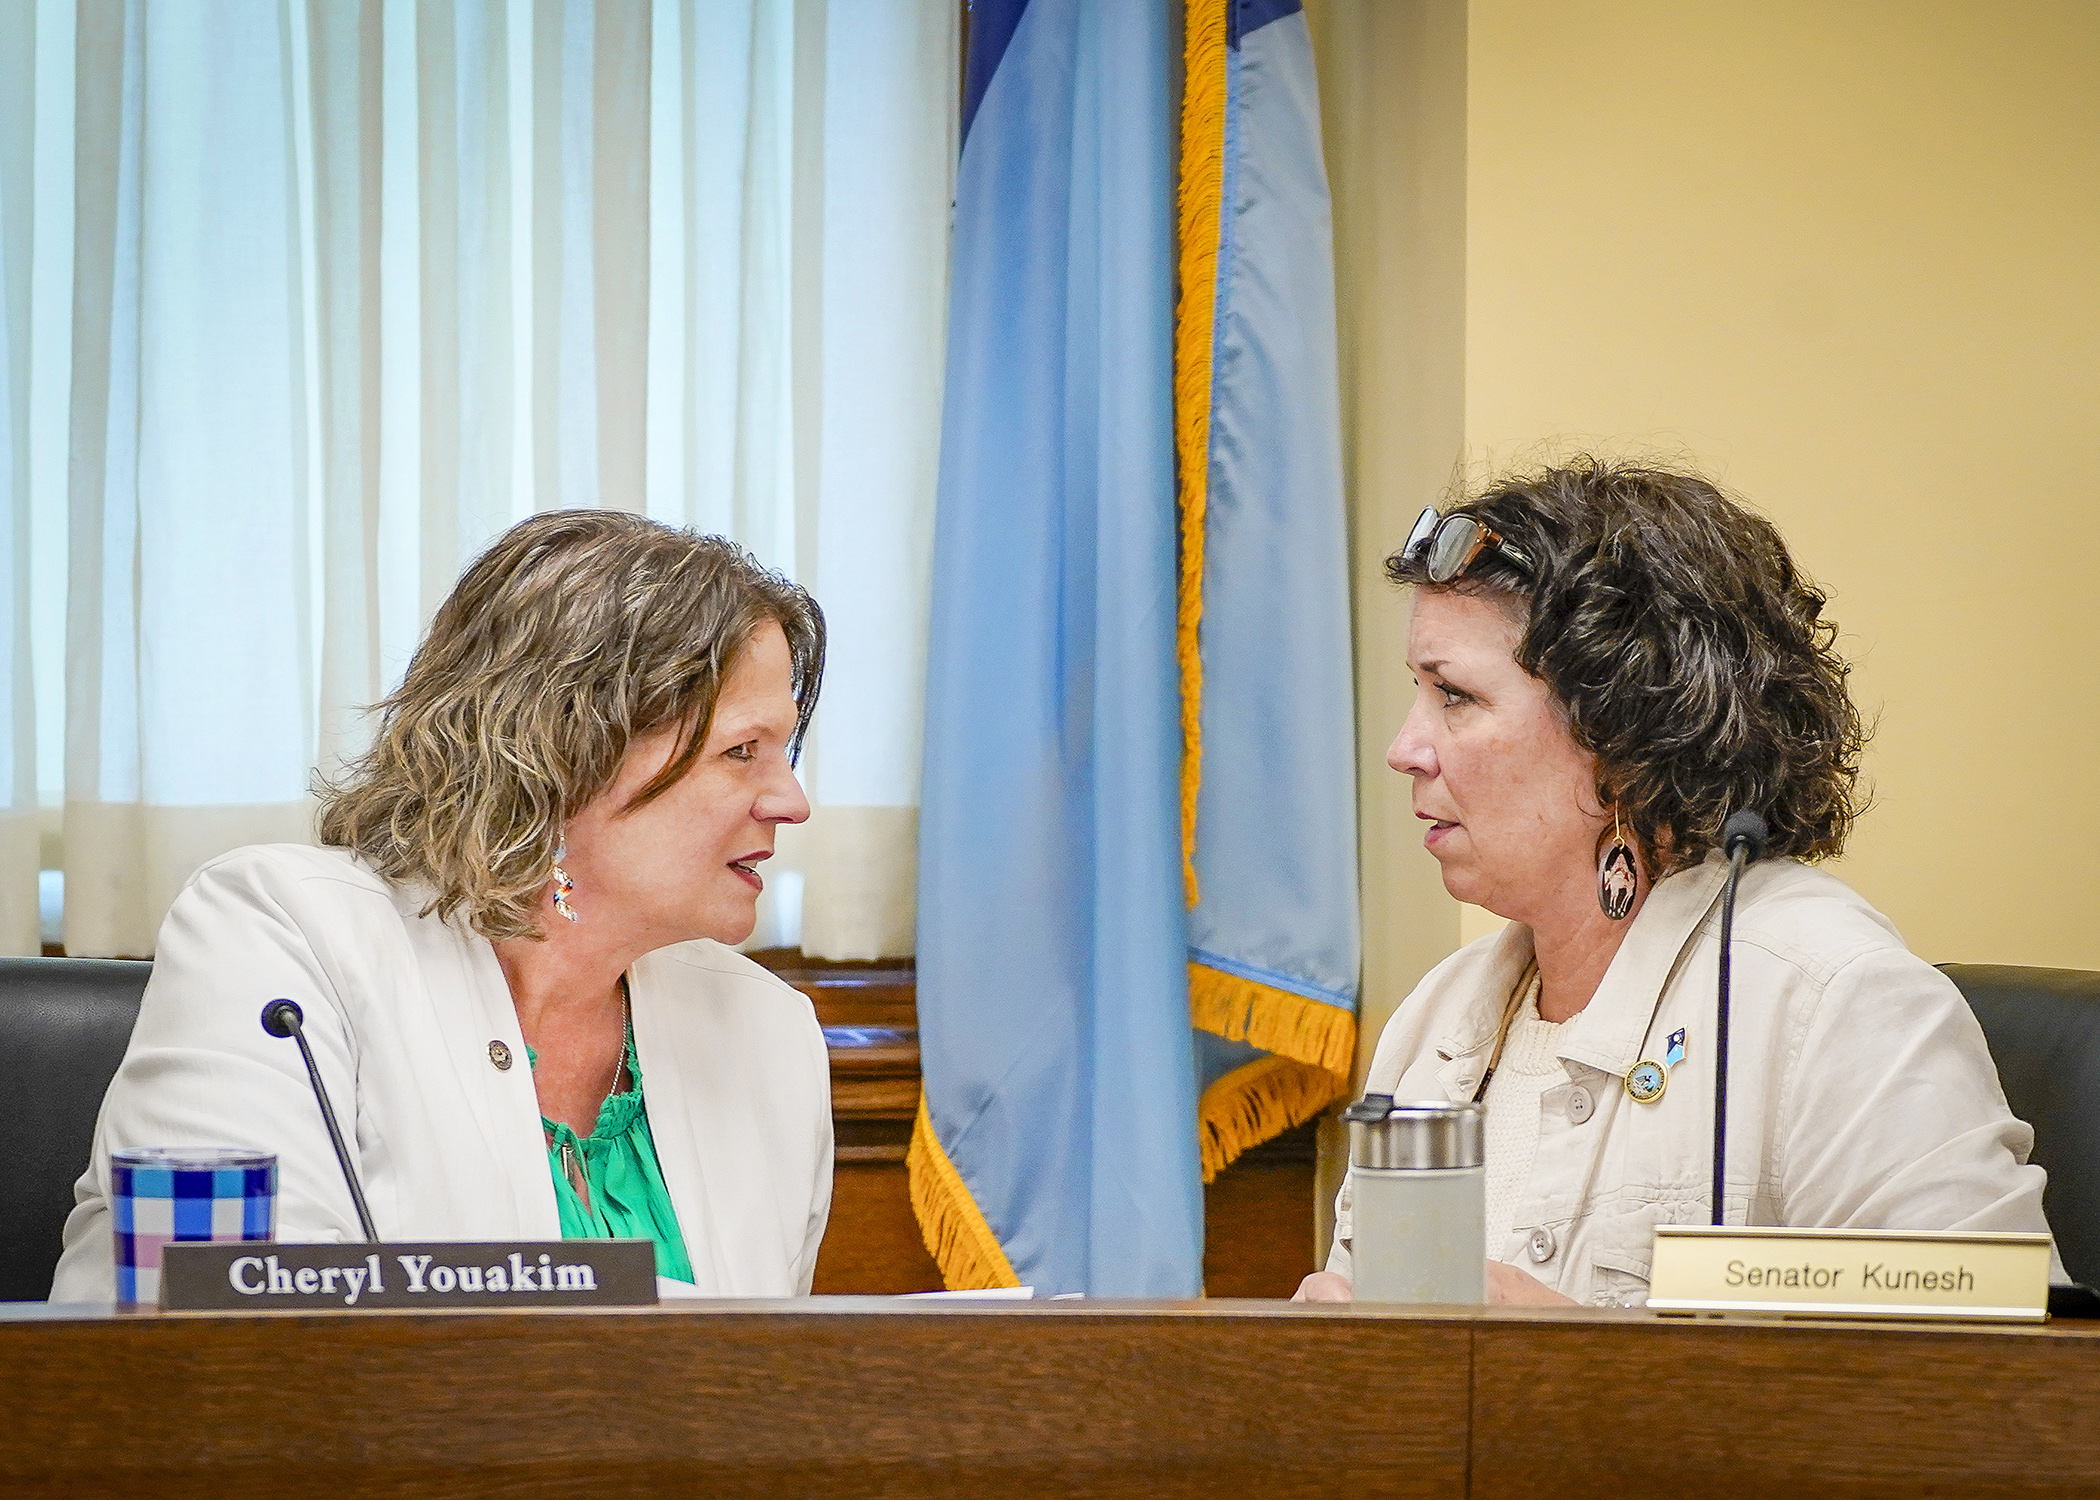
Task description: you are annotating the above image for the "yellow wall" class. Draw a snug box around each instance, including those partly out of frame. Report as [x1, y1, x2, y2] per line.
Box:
[1310, 0, 1472, 1247]
[1466, 0, 2100, 968]
[1311, 0, 1469, 1085]
[1316, 0, 2100, 1003]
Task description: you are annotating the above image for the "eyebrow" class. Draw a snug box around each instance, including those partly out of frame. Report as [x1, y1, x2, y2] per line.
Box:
[707, 705, 796, 743]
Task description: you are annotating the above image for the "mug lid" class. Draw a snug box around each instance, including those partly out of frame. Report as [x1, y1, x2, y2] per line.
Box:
[1345, 1096, 1484, 1169]
[112, 1147, 276, 1171]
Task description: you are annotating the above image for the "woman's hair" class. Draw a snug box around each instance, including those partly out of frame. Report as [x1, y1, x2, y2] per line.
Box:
[1385, 457, 1867, 875]
[318, 510, 824, 939]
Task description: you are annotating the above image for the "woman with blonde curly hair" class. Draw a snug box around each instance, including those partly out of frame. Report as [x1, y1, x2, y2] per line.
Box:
[54, 511, 832, 1298]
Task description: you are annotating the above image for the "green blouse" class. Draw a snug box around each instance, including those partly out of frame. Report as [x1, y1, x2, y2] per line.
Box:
[529, 1020, 694, 1285]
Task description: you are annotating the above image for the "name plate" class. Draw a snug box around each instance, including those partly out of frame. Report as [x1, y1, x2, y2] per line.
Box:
[160, 1240, 659, 1312]
[1647, 1225, 2051, 1321]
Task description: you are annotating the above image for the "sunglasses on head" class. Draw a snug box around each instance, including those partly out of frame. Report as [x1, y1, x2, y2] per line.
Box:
[1402, 507, 1534, 584]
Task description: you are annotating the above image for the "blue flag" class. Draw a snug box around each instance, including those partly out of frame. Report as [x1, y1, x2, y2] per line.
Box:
[911, 0, 1203, 1295]
[1176, 0, 1360, 1176]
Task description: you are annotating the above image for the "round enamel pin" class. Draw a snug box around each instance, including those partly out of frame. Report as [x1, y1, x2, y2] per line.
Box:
[1626, 1027, 1687, 1103]
[1625, 1059, 1667, 1102]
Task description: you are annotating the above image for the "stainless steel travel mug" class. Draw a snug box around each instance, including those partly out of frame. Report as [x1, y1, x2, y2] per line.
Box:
[1344, 1095, 1485, 1304]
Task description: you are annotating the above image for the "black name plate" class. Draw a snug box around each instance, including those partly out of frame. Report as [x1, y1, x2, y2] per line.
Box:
[159, 1240, 659, 1311]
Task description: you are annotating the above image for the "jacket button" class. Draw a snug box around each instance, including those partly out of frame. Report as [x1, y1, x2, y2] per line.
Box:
[1567, 1085, 1594, 1124]
[1527, 1226, 1557, 1263]
[488, 1040, 513, 1071]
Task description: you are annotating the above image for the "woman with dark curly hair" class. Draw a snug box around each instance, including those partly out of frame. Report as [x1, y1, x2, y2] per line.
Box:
[1298, 459, 2051, 1307]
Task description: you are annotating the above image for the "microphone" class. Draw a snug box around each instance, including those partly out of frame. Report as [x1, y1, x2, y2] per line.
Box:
[261, 999, 379, 1242]
[1711, 810, 1768, 1227]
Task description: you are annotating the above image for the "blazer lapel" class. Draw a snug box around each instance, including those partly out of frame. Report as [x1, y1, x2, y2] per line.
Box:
[628, 955, 728, 1294]
[396, 892, 559, 1238]
[1431, 922, 1539, 1102]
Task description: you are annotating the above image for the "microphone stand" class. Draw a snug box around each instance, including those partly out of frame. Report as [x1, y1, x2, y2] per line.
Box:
[1712, 810, 1768, 1227]
[261, 999, 379, 1241]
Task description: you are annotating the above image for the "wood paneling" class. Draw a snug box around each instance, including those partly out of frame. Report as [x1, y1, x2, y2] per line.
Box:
[823, 1034, 921, 1124]
[1472, 1312, 2100, 1498]
[1205, 1123, 1318, 1298]
[9, 1303, 2100, 1496]
[812, 1157, 944, 1294]
[0, 1302, 1472, 1499]
[779, 954, 948, 1292]
[755, 950, 917, 1032]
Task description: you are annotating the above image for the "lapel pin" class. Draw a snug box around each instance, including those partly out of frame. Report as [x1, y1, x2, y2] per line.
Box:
[1626, 1029, 1685, 1104]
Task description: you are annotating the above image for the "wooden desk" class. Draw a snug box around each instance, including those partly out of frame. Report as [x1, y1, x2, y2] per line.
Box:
[4, 1300, 2097, 1498]
[1470, 1308, 2100, 1497]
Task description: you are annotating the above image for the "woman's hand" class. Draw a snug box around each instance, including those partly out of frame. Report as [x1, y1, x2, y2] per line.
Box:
[1295, 1263, 1578, 1306]
[1293, 1271, 1354, 1302]
[1486, 1259, 1576, 1306]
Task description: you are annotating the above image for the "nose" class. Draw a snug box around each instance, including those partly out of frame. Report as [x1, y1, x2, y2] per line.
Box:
[1387, 692, 1439, 779]
[759, 757, 812, 826]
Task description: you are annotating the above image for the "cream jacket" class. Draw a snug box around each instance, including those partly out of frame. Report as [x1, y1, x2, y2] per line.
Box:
[1327, 853, 2052, 1306]
[51, 844, 833, 1302]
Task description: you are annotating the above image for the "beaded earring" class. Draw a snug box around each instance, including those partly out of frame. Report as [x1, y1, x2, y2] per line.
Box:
[1597, 812, 1638, 921]
[551, 836, 580, 923]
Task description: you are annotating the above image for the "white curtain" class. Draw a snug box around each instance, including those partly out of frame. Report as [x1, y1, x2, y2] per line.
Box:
[0, 0, 37, 954]
[0, 0, 951, 959]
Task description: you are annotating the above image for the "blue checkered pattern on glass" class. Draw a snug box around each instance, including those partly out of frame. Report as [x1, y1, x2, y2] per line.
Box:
[110, 1148, 277, 1304]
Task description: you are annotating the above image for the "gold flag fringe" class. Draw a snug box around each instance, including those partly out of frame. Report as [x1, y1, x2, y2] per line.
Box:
[907, 1092, 1021, 1291]
[1199, 1054, 1348, 1183]
[1174, 7, 1357, 1187]
[1173, 0, 1230, 906]
[1190, 960, 1357, 1077]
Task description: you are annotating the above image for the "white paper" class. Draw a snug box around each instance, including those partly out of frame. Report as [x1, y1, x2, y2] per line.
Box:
[898, 1286, 1035, 1299]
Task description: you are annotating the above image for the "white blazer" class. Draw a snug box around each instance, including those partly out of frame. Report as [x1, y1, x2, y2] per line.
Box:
[1327, 853, 2054, 1305]
[50, 844, 833, 1302]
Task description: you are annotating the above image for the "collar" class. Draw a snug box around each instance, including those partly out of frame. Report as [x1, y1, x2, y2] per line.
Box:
[1424, 853, 1732, 1097]
[1430, 922, 1538, 1100]
[1556, 850, 1731, 1079]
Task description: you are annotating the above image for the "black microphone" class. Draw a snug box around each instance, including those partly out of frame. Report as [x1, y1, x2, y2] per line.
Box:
[1711, 810, 1768, 1227]
[261, 999, 379, 1242]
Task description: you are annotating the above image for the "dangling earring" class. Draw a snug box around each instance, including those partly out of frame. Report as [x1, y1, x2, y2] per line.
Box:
[1597, 811, 1638, 921]
[551, 835, 580, 923]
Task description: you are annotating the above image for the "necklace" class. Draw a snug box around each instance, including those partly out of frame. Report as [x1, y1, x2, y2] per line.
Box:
[545, 977, 633, 1216]
[1471, 964, 1540, 1103]
[606, 981, 632, 1096]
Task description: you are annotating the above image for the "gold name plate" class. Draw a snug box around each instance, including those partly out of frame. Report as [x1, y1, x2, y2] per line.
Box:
[1647, 1225, 2052, 1321]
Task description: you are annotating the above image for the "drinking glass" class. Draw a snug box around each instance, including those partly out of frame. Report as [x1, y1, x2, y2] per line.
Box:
[111, 1148, 276, 1305]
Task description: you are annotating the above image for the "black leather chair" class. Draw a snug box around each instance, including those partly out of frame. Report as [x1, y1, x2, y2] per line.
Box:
[0, 957, 151, 1301]
[1942, 964, 2100, 1289]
